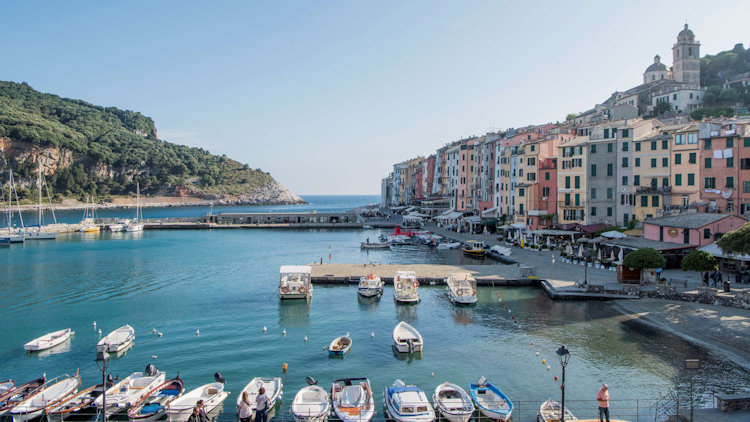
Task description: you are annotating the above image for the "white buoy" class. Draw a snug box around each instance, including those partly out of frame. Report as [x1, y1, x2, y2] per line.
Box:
[304, 335, 308, 342]
[371, 332, 375, 338]
[98, 329, 102, 336]
[158, 332, 163, 337]
[282, 329, 286, 336]
[546, 365, 551, 371]
[431, 372, 435, 377]
[152, 355, 157, 359]
[152, 328, 156, 334]
[93, 321, 96, 329]
[346, 332, 350, 337]
[536, 352, 540, 356]
[196, 329, 200, 336]
[263, 326, 267, 333]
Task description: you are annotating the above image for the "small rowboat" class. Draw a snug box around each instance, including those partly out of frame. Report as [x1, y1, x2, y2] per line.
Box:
[330, 378, 374, 422]
[24, 329, 72, 351]
[0, 376, 46, 415]
[291, 381, 330, 422]
[392, 321, 423, 353]
[360, 242, 389, 249]
[236, 377, 283, 418]
[0, 381, 15, 396]
[97, 325, 135, 353]
[46, 384, 103, 421]
[10, 373, 81, 422]
[433, 382, 474, 422]
[167, 382, 228, 422]
[328, 336, 352, 355]
[538, 398, 577, 421]
[93, 368, 166, 416]
[127, 377, 184, 422]
[469, 378, 513, 421]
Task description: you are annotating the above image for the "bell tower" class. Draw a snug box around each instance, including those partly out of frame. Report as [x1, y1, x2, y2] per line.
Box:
[672, 23, 701, 87]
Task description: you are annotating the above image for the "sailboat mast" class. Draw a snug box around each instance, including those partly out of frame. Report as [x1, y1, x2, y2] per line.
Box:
[38, 161, 42, 228]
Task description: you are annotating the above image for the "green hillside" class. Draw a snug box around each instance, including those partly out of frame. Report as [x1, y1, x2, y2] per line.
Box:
[0, 81, 293, 202]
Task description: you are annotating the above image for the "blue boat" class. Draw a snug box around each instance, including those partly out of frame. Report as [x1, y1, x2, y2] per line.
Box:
[0, 237, 10, 247]
[328, 335, 352, 355]
[469, 377, 513, 421]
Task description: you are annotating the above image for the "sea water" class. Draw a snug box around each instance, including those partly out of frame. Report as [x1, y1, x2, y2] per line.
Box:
[0, 196, 748, 421]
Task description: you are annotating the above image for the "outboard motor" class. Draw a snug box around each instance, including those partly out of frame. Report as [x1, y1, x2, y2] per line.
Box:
[305, 376, 317, 386]
[214, 372, 225, 384]
[145, 364, 157, 376]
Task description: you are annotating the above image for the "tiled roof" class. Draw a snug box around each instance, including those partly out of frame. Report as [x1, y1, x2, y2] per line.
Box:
[644, 213, 731, 229]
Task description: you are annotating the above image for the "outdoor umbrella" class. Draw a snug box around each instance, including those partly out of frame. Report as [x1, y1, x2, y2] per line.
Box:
[578, 245, 584, 258]
[597, 248, 603, 261]
[610, 249, 616, 261]
[618, 249, 624, 263]
[546, 237, 551, 248]
[567, 243, 574, 256]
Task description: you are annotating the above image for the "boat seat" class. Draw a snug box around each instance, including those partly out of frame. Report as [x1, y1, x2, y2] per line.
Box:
[341, 386, 362, 407]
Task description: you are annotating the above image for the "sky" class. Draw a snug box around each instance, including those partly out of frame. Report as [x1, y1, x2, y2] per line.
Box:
[2, 1, 749, 195]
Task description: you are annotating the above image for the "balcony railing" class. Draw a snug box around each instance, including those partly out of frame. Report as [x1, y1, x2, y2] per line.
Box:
[635, 186, 673, 194]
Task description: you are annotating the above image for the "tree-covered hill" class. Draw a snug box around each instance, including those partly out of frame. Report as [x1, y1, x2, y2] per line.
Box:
[0, 81, 302, 204]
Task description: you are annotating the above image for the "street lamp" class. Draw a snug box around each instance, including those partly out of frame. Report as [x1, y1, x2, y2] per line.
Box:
[556, 345, 571, 422]
[95, 350, 110, 422]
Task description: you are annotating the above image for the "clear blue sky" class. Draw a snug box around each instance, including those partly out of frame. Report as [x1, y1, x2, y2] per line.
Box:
[2, 1, 748, 195]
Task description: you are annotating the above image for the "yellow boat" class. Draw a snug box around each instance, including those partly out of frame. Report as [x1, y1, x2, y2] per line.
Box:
[462, 240, 486, 257]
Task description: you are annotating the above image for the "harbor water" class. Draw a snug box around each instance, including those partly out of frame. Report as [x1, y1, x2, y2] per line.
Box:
[1, 196, 749, 421]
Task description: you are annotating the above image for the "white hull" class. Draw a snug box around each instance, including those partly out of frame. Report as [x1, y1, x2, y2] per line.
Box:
[97, 325, 135, 353]
[10, 376, 80, 422]
[433, 383, 473, 422]
[478, 408, 510, 421]
[236, 377, 283, 419]
[280, 290, 312, 300]
[23, 231, 57, 240]
[383, 381, 434, 422]
[24, 329, 71, 351]
[291, 385, 330, 422]
[394, 294, 420, 303]
[108, 224, 126, 232]
[125, 224, 144, 232]
[7, 234, 24, 243]
[392, 321, 423, 353]
[94, 372, 166, 415]
[168, 388, 228, 421]
[358, 276, 383, 297]
[358, 287, 382, 297]
[331, 378, 375, 422]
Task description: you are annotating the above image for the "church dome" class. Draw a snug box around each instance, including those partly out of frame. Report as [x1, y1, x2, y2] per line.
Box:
[678, 24, 695, 42]
[645, 55, 667, 73]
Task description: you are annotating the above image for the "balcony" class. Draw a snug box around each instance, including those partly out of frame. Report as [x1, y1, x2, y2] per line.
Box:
[635, 186, 672, 194]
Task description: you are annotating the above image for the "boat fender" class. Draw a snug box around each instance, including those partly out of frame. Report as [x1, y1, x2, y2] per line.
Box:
[214, 372, 225, 384]
[471, 289, 476, 296]
[397, 283, 403, 289]
[281, 286, 289, 294]
[298, 286, 306, 294]
[413, 281, 419, 288]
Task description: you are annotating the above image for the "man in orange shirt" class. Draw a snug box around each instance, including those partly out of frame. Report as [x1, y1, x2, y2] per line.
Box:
[597, 384, 610, 422]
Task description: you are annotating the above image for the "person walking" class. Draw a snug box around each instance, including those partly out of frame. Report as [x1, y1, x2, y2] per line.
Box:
[238, 391, 253, 422]
[254, 387, 271, 422]
[597, 384, 610, 422]
[187, 406, 201, 422]
[196, 400, 210, 422]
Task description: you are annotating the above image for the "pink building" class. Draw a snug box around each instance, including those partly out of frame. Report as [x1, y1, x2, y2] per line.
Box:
[456, 138, 479, 211]
[643, 213, 747, 247]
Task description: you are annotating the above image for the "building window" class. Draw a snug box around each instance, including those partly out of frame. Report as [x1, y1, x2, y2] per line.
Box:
[663, 177, 669, 186]
[591, 164, 597, 177]
[607, 143, 613, 153]
[688, 173, 695, 185]
[591, 144, 597, 153]
[651, 158, 657, 168]
[565, 176, 570, 189]
[662, 157, 668, 167]
[675, 174, 682, 186]
[705, 158, 712, 168]
[622, 157, 629, 167]
[688, 133, 698, 144]
[575, 194, 580, 206]
[607, 188, 613, 199]
[743, 181, 750, 193]
[652, 196, 659, 207]
[591, 207, 597, 216]
[519, 188, 525, 197]
[676, 134, 686, 145]
[622, 142, 628, 151]
[641, 196, 648, 207]
[689, 153, 697, 164]
[635, 142, 641, 151]
[634, 175, 640, 185]
[604, 128, 610, 139]
[728, 157, 734, 168]
[675, 153, 682, 164]
[607, 207, 612, 216]
[728, 138, 734, 148]
[607, 163, 613, 176]
[651, 178, 658, 188]
[635, 157, 641, 167]
[542, 187, 550, 197]
[545, 172, 550, 180]
[622, 129, 630, 137]
[565, 194, 571, 206]
[662, 140, 668, 149]
[705, 139, 712, 150]
[591, 188, 597, 199]
[705, 177, 716, 189]
[622, 176, 628, 185]
[651, 141, 657, 150]
[704, 228, 711, 239]
[744, 138, 750, 147]
[742, 158, 750, 170]
[727, 177, 734, 188]
[575, 176, 580, 189]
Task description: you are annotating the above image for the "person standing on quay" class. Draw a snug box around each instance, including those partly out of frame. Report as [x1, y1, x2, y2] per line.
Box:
[597, 384, 610, 422]
[238, 391, 253, 422]
[255, 387, 270, 422]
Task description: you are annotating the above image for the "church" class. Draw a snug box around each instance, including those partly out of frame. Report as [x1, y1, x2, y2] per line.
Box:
[604, 24, 705, 118]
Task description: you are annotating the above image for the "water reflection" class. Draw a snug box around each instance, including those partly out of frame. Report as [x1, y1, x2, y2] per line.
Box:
[357, 295, 381, 313]
[452, 307, 474, 325]
[111, 342, 134, 359]
[391, 346, 423, 363]
[28, 338, 71, 359]
[278, 300, 311, 328]
[394, 302, 418, 324]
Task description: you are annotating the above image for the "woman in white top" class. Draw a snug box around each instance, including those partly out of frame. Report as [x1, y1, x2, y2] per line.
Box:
[238, 391, 253, 422]
[255, 387, 271, 422]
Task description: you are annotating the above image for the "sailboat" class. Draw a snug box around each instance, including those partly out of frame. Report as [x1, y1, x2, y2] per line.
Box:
[79, 196, 101, 233]
[126, 183, 144, 232]
[23, 162, 57, 240]
[1, 174, 24, 243]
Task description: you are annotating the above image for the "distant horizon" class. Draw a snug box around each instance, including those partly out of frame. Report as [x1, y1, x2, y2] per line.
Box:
[2, 1, 748, 194]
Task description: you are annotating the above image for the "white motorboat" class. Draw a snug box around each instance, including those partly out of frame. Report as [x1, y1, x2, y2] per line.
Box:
[128, 377, 184, 422]
[291, 382, 330, 422]
[393, 271, 420, 303]
[470, 378, 513, 421]
[436, 242, 461, 250]
[330, 378, 375, 422]
[279, 265, 313, 299]
[93, 367, 166, 416]
[358, 274, 384, 297]
[97, 325, 135, 353]
[392, 321, 423, 353]
[108, 220, 129, 232]
[10, 374, 81, 422]
[433, 382, 474, 422]
[168, 382, 228, 422]
[537, 398, 576, 422]
[46, 383, 103, 421]
[24, 328, 72, 351]
[236, 377, 283, 418]
[446, 273, 478, 305]
[126, 183, 144, 232]
[383, 379, 434, 422]
[489, 245, 511, 257]
[328, 335, 352, 355]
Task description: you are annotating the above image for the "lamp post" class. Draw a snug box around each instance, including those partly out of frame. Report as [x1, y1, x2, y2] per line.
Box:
[685, 359, 700, 421]
[95, 350, 110, 422]
[556, 345, 571, 422]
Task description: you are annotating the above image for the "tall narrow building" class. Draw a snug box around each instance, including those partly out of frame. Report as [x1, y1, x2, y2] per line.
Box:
[672, 23, 701, 87]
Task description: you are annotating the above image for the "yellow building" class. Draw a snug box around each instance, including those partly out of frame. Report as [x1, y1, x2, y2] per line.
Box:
[670, 123, 701, 208]
[556, 136, 589, 224]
